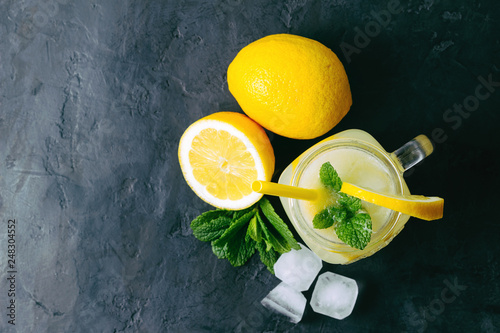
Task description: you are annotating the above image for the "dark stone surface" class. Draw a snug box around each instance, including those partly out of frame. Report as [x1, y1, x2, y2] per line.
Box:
[0, 0, 498, 332]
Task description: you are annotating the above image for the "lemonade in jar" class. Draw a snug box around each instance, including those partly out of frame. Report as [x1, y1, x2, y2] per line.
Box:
[277, 129, 436, 264]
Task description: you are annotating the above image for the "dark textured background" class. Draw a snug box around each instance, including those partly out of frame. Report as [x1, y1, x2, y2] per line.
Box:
[0, 0, 499, 332]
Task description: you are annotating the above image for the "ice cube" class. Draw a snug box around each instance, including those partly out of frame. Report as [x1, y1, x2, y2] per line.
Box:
[310, 272, 358, 320]
[261, 282, 307, 324]
[273, 243, 323, 291]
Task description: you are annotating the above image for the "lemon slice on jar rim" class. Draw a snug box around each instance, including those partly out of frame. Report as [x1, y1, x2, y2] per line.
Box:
[340, 182, 444, 221]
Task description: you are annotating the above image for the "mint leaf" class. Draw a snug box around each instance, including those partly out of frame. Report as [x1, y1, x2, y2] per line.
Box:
[213, 209, 256, 267]
[213, 209, 255, 248]
[191, 210, 232, 242]
[319, 161, 342, 191]
[259, 197, 300, 251]
[255, 212, 272, 251]
[211, 241, 227, 259]
[312, 208, 334, 229]
[232, 206, 255, 220]
[338, 193, 362, 213]
[256, 241, 279, 274]
[192, 216, 232, 242]
[246, 215, 262, 243]
[226, 228, 256, 267]
[334, 213, 372, 250]
[256, 210, 289, 253]
[312, 206, 347, 229]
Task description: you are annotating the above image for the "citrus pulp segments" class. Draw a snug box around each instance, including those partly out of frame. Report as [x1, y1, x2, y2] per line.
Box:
[179, 113, 274, 210]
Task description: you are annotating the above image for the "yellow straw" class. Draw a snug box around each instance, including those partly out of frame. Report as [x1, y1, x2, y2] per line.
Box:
[252, 180, 318, 201]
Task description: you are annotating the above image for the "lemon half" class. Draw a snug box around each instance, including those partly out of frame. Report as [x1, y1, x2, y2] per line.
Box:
[178, 112, 275, 210]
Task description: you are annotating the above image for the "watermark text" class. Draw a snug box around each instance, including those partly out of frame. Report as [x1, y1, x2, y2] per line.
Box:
[6, 219, 17, 326]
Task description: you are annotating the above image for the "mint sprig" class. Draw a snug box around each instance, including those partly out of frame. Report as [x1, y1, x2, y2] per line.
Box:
[190, 197, 299, 273]
[313, 162, 373, 250]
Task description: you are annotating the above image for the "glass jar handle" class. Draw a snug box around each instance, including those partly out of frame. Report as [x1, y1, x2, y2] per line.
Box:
[391, 135, 434, 172]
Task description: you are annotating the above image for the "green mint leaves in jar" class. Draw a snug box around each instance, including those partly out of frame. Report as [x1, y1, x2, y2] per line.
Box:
[312, 162, 373, 250]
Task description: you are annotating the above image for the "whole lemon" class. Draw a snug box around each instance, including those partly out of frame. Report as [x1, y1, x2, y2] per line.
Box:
[228, 34, 352, 140]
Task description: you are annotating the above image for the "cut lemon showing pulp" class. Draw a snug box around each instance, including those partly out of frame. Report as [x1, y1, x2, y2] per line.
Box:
[340, 182, 444, 221]
[178, 112, 275, 210]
